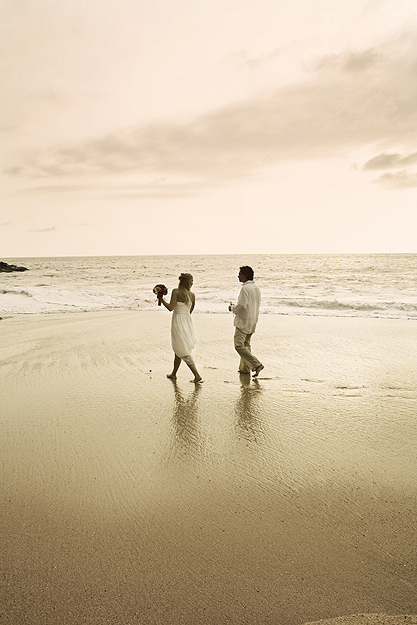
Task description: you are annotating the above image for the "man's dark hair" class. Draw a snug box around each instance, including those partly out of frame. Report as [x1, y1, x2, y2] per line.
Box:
[240, 266, 254, 280]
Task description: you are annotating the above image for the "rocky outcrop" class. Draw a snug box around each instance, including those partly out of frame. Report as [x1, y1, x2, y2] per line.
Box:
[0, 261, 28, 272]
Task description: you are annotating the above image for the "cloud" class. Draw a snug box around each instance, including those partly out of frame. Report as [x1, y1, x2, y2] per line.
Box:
[17, 184, 97, 194]
[6, 36, 417, 189]
[314, 48, 381, 73]
[14, 180, 212, 199]
[376, 170, 417, 188]
[230, 47, 282, 70]
[362, 151, 417, 170]
[26, 226, 57, 232]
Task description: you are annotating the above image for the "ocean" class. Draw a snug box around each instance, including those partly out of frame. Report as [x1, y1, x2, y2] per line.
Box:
[1, 253, 417, 319]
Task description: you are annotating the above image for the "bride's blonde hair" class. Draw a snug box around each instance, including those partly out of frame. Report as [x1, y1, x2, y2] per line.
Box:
[177, 273, 193, 303]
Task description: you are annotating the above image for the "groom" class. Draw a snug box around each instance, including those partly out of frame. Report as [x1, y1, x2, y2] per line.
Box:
[228, 266, 264, 377]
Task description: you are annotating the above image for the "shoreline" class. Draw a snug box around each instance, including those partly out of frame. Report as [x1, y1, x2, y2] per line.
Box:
[3, 304, 417, 316]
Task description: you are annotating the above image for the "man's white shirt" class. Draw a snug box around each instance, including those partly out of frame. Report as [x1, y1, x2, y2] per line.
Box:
[231, 280, 261, 334]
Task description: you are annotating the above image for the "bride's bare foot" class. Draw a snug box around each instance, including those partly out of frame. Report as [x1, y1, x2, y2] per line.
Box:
[166, 373, 177, 379]
[191, 376, 203, 383]
[253, 364, 264, 378]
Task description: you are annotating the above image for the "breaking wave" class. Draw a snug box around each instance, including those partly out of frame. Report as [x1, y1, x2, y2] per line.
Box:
[1, 286, 417, 319]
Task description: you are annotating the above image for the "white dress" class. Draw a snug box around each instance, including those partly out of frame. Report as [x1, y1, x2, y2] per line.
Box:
[171, 300, 196, 359]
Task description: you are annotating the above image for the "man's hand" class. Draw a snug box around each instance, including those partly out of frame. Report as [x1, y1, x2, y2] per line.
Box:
[228, 302, 233, 312]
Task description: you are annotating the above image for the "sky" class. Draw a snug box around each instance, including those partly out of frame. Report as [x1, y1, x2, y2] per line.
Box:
[2, 0, 417, 257]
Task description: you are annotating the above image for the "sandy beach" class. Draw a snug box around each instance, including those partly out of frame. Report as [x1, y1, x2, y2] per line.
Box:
[1, 310, 416, 625]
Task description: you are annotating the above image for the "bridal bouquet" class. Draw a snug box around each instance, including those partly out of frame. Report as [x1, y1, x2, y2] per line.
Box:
[153, 284, 168, 305]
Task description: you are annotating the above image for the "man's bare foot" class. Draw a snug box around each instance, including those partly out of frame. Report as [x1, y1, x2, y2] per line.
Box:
[166, 373, 177, 379]
[191, 376, 203, 383]
[252, 364, 264, 378]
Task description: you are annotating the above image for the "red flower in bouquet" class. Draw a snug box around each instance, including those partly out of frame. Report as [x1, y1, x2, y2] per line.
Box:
[153, 284, 168, 305]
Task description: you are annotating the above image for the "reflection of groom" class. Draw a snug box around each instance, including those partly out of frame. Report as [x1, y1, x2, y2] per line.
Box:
[235, 377, 263, 441]
[228, 266, 264, 377]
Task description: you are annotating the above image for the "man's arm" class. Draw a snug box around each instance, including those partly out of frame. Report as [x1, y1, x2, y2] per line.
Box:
[230, 286, 248, 315]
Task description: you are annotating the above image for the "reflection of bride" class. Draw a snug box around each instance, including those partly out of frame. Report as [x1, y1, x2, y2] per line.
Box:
[170, 380, 203, 457]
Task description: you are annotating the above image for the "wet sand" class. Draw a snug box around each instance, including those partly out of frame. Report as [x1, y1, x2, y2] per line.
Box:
[1, 311, 416, 625]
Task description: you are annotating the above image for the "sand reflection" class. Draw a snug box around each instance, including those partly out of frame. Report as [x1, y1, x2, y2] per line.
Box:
[168, 380, 203, 460]
[235, 373, 265, 443]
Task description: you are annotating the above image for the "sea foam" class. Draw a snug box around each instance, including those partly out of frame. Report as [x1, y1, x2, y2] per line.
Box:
[1, 253, 417, 319]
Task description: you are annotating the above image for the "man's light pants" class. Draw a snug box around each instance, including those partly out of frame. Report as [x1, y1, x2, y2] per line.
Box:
[234, 327, 262, 373]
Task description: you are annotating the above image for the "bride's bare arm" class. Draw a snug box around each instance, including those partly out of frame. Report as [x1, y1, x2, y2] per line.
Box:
[161, 288, 178, 312]
[190, 292, 195, 314]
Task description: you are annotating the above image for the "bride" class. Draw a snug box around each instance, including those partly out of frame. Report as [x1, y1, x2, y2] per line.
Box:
[158, 273, 203, 383]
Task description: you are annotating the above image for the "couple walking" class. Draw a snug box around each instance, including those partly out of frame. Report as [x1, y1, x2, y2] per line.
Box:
[157, 266, 264, 382]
